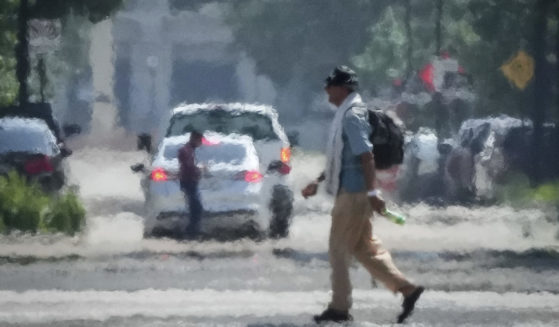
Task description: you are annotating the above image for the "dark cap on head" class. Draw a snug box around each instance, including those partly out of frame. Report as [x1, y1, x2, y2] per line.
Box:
[325, 65, 359, 90]
[190, 130, 203, 139]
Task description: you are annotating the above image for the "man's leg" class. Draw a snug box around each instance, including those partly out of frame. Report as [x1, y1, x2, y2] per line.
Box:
[185, 182, 202, 236]
[314, 191, 359, 323]
[328, 193, 353, 311]
[328, 192, 372, 311]
[353, 218, 412, 293]
[351, 192, 424, 323]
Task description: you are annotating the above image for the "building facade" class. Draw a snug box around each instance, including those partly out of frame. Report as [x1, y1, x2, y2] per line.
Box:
[112, 0, 276, 137]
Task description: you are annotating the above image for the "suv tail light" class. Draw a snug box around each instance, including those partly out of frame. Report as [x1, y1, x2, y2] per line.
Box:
[202, 137, 220, 146]
[278, 163, 291, 175]
[24, 155, 54, 175]
[268, 161, 291, 175]
[151, 168, 168, 182]
[281, 147, 291, 163]
[242, 171, 263, 183]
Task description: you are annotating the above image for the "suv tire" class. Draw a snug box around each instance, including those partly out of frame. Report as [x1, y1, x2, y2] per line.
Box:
[268, 184, 294, 239]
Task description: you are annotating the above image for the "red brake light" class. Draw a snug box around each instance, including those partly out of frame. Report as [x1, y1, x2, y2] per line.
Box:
[281, 147, 291, 163]
[24, 155, 54, 175]
[279, 163, 291, 175]
[151, 168, 168, 182]
[244, 171, 263, 183]
[202, 137, 220, 146]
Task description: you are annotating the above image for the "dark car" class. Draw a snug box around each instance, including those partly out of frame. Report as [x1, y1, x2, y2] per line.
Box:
[0, 117, 71, 191]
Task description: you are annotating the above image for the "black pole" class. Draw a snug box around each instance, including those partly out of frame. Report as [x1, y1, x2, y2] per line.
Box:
[531, 0, 552, 185]
[433, 0, 444, 141]
[556, 2, 559, 123]
[16, 0, 30, 106]
[435, 0, 442, 56]
[38, 55, 46, 103]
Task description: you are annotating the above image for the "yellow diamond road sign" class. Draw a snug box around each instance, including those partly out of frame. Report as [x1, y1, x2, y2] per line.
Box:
[500, 51, 534, 90]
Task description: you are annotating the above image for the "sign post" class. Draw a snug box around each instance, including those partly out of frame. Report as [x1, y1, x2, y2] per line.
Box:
[28, 19, 61, 103]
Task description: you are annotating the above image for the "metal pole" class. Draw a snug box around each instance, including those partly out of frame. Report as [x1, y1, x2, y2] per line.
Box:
[16, 0, 30, 106]
[38, 55, 46, 103]
[531, 0, 552, 184]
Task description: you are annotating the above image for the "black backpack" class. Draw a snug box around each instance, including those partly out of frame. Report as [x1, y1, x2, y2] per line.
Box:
[352, 104, 405, 170]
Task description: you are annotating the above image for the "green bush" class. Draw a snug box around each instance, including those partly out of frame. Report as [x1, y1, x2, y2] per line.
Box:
[0, 171, 85, 235]
[44, 190, 86, 235]
[0, 208, 5, 233]
[0, 172, 49, 233]
[496, 173, 559, 207]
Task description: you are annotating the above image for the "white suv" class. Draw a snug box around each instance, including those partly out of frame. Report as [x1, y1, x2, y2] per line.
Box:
[133, 103, 293, 239]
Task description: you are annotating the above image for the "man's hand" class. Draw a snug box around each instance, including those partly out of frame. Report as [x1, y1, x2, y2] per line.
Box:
[302, 182, 318, 199]
[199, 164, 211, 177]
[369, 195, 386, 214]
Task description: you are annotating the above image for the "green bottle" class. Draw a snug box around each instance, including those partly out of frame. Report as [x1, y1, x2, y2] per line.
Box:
[382, 209, 406, 225]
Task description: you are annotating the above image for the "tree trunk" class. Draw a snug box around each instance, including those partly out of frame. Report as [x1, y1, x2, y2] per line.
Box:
[16, 0, 30, 106]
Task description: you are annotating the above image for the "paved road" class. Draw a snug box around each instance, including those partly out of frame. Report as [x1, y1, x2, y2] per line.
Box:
[0, 149, 558, 326]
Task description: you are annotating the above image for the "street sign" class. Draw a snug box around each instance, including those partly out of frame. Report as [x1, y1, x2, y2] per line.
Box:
[28, 19, 61, 54]
[500, 51, 534, 90]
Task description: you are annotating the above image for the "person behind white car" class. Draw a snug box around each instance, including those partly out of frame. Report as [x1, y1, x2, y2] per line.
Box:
[177, 130, 204, 238]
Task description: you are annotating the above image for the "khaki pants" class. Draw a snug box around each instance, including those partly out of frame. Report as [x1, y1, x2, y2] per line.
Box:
[328, 190, 412, 311]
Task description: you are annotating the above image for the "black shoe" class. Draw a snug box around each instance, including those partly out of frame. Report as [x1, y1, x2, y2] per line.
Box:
[313, 308, 352, 324]
[397, 286, 424, 324]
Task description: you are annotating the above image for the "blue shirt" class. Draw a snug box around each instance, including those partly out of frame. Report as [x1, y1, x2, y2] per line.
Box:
[339, 105, 373, 193]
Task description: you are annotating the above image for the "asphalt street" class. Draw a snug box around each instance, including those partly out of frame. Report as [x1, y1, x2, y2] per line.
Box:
[0, 149, 558, 326]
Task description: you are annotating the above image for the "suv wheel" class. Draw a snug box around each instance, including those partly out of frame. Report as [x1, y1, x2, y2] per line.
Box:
[268, 185, 294, 239]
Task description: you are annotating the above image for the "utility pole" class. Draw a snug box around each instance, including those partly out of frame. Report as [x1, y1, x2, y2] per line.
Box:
[556, 2, 559, 124]
[433, 0, 444, 141]
[16, 0, 30, 106]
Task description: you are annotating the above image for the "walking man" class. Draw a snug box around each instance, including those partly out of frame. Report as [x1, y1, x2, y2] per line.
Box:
[178, 130, 204, 238]
[302, 66, 424, 324]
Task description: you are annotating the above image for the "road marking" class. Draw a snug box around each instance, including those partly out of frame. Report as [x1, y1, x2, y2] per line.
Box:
[0, 289, 557, 323]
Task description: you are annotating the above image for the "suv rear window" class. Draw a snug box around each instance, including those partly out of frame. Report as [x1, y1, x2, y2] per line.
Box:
[0, 127, 57, 155]
[164, 142, 247, 166]
[166, 109, 278, 141]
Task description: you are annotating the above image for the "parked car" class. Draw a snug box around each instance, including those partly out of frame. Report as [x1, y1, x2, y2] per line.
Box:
[0, 117, 71, 191]
[133, 103, 294, 239]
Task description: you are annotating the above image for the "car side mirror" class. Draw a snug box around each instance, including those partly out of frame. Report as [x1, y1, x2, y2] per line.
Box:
[137, 133, 152, 153]
[130, 163, 145, 173]
[63, 124, 82, 138]
[287, 131, 299, 147]
[60, 147, 73, 158]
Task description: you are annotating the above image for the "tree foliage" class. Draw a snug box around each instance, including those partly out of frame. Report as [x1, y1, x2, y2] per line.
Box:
[225, 0, 558, 120]
[0, 0, 123, 106]
[349, 0, 558, 117]
[29, 0, 124, 23]
[0, 0, 19, 106]
[226, 0, 391, 87]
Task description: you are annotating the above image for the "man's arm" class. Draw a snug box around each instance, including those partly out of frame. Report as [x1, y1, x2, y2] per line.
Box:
[361, 151, 385, 213]
[360, 152, 376, 191]
[343, 106, 385, 213]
